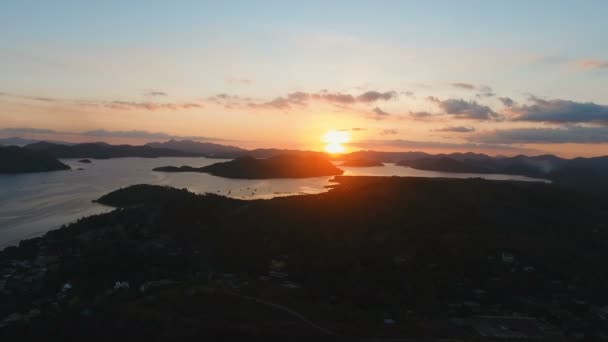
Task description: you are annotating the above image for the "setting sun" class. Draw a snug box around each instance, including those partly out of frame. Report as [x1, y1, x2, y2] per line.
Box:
[322, 130, 350, 154]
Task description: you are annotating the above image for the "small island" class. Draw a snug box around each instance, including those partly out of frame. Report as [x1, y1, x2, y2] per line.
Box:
[0, 146, 70, 174]
[78, 159, 92, 164]
[154, 154, 344, 179]
[341, 158, 384, 167]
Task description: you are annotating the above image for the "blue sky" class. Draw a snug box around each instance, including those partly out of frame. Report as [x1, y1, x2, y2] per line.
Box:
[1, 1, 607, 156]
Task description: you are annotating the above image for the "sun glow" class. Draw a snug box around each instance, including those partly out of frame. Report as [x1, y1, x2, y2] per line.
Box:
[322, 130, 350, 154]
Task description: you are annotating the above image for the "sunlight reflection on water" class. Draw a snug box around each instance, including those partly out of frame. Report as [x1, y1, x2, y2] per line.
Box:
[0, 157, 548, 248]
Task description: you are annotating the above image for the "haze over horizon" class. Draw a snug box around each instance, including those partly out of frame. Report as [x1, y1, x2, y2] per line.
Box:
[1, 1, 608, 157]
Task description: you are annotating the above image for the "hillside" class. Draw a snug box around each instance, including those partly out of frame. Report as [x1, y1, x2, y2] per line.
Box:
[145, 139, 247, 157]
[25, 142, 199, 159]
[0, 146, 70, 173]
[1, 177, 607, 339]
[154, 154, 344, 179]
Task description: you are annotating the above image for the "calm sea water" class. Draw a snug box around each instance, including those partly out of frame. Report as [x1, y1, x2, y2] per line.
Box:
[0, 157, 547, 248]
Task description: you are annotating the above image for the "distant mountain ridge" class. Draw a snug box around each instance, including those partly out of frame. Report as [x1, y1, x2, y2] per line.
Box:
[145, 139, 247, 157]
[0, 137, 73, 147]
[24, 141, 200, 159]
[7, 138, 608, 194]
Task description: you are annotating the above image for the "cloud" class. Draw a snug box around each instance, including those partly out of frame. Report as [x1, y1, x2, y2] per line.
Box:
[409, 111, 436, 121]
[102, 101, 203, 111]
[81, 129, 222, 141]
[227, 78, 254, 85]
[476, 85, 495, 98]
[0, 127, 224, 142]
[244, 90, 398, 111]
[436, 126, 475, 133]
[339, 128, 367, 132]
[450, 83, 494, 97]
[369, 107, 391, 120]
[380, 129, 398, 135]
[499, 97, 515, 107]
[578, 59, 608, 70]
[451, 83, 475, 90]
[145, 91, 168, 97]
[426, 96, 440, 104]
[508, 97, 608, 125]
[350, 139, 530, 153]
[473, 126, 608, 144]
[431, 97, 500, 120]
[356, 90, 398, 102]
[0, 127, 58, 135]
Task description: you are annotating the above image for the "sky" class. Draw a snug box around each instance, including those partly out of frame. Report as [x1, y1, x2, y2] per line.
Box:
[1, 1, 607, 157]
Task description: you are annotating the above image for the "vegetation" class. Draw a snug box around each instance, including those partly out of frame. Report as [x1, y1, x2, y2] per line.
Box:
[1, 177, 608, 340]
[154, 154, 344, 179]
[0, 146, 70, 173]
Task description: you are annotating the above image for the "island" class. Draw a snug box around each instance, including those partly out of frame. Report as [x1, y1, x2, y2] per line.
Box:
[154, 154, 344, 179]
[1, 177, 607, 339]
[78, 159, 92, 164]
[340, 157, 384, 167]
[0, 146, 70, 173]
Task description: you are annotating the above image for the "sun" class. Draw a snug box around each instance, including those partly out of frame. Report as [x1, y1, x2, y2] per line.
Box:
[322, 130, 350, 154]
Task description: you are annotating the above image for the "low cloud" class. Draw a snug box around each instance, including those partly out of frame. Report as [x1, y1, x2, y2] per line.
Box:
[578, 59, 608, 70]
[409, 111, 435, 120]
[357, 90, 398, 102]
[450, 83, 495, 97]
[369, 107, 391, 120]
[430, 97, 500, 121]
[0, 127, 223, 142]
[339, 128, 368, 132]
[227, 78, 254, 85]
[476, 85, 495, 98]
[0, 127, 58, 135]
[436, 126, 475, 133]
[145, 91, 168, 97]
[451, 83, 475, 90]
[508, 96, 608, 125]
[473, 126, 608, 144]
[499, 97, 515, 107]
[380, 129, 398, 135]
[350, 139, 530, 153]
[102, 101, 203, 111]
[245, 90, 398, 111]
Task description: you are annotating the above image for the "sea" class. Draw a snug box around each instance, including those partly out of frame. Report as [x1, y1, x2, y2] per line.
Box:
[0, 157, 547, 248]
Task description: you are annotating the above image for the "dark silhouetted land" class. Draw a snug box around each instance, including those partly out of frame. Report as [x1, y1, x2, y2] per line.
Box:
[154, 154, 344, 179]
[2, 176, 607, 340]
[340, 158, 383, 167]
[0, 146, 70, 173]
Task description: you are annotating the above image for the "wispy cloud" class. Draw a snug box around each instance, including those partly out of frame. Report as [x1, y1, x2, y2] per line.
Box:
[227, 78, 254, 85]
[0, 127, 224, 142]
[96, 101, 203, 111]
[450, 82, 475, 90]
[450, 83, 494, 97]
[473, 126, 608, 144]
[350, 139, 531, 153]
[369, 107, 391, 120]
[244, 90, 398, 111]
[338, 127, 368, 132]
[144, 90, 168, 97]
[380, 128, 398, 135]
[578, 59, 608, 70]
[436, 126, 475, 133]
